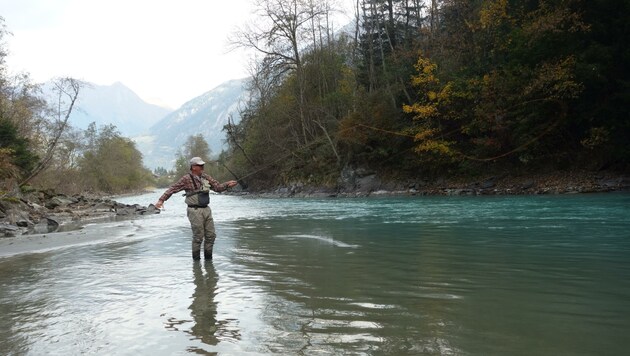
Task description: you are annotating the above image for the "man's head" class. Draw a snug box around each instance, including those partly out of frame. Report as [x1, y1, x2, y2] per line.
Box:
[189, 157, 205, 175]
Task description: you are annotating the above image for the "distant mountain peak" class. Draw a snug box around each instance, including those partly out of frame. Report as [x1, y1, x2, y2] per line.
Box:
[138, 77, 251, 169]
[42, 80, 173, 137]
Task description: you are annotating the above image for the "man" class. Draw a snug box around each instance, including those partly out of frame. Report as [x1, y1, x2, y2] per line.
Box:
[155, 157, 238, 260]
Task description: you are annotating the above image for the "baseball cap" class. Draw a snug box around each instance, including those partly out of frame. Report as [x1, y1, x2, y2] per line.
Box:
[189, 157, 205, 166]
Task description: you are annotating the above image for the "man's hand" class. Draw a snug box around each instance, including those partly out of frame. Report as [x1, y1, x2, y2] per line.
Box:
[226, 180, 238, 188]
[155, 200, 164, 209]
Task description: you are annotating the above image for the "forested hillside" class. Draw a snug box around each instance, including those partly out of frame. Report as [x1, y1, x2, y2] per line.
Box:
[222, 0, 629, 190]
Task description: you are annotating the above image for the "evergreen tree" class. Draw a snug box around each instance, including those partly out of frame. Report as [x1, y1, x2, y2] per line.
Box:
[0, 119, 38, 177]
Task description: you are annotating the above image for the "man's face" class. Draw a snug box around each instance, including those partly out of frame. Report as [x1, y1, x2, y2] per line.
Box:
[191, 164, 204, 175]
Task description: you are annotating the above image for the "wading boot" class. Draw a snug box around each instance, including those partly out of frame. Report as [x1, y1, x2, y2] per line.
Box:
[204, 251, 213, 260]
[192, 250, 201, 260]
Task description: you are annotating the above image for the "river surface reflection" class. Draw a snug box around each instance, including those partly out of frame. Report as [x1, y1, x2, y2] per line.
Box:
[1, 192, 629, 355]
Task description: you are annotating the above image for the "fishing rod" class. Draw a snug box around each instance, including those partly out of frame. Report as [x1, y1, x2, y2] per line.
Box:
[218, 161, 248, 189]
[209, 128, 353, 190]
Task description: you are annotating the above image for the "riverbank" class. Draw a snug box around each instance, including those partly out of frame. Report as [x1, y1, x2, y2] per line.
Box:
[235, 170, 630, 198]
[2, 170, 628, 237]
[0, 219, 144, 258]
[0, 189, 159, 237]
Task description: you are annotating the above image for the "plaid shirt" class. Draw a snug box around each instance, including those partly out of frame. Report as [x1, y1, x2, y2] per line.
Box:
[158, 173, 227, 202]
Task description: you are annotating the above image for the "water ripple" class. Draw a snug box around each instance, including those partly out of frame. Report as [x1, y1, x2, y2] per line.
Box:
[1, 192, 629, 355]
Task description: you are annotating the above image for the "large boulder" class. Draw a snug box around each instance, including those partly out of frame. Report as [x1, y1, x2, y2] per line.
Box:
[115, 203, 160, 216]
[356, 174, 381, 193]
[0, 223, 20, 237]
[3, 200, 34, 228]
[339, 166, 379, 193]
[32, 217, 60, 234]
[45, 195, 79, 209]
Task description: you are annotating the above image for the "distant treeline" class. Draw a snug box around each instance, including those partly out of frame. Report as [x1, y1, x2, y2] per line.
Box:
[222, 0, 629, 189]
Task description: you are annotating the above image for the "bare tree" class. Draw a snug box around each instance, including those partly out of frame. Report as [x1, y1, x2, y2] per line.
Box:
[231, 0, 337, 146]
[19, 77, 82, 186]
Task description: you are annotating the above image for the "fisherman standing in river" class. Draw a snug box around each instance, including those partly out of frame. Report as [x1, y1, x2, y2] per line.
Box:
[155, 157, 238, 260]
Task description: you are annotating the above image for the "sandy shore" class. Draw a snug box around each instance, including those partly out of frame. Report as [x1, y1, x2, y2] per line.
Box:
[0, 220, 142, 259]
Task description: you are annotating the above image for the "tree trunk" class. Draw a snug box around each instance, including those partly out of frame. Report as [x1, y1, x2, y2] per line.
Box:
[19, 78, 81, 187]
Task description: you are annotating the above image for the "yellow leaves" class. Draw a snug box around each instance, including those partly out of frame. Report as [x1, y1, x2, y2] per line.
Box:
[410, 127, 457, 158]
[411, 74, 437, 87]
[414, 140, 457, 157]
[524, 56, 583, 99]
[523, 0, 590, 41]
[411, 56, 439, 87]
[403, 103, 438, 118]
[437, 82, 453, 103]
[405, 55, 455, 122]
[413, 128, 439, 141]
[479, 0, 509, 29]
[422, 64, 436, 75]
[414, 57, 437, 75]
[404, 52, 461, 162]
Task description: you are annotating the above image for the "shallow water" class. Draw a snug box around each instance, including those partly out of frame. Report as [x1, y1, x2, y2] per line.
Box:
[1, 192, 629, 355]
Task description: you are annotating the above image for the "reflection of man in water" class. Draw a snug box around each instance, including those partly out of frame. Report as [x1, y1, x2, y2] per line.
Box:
[187, 263, 241, 351]
[189, 262, 220, 348]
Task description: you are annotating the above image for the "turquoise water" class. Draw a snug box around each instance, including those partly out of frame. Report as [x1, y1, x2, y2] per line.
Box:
[1, 192, 629, 355]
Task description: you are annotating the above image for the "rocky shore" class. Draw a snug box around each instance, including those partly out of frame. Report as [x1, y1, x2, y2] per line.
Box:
[236, 170, 630, 198]
[0, 189, 159, 237]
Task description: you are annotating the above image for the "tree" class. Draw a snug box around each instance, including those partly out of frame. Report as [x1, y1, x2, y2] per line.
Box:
[173, 134, 212, 177]
[225, 0, 628, 188]
[1, 18, 46, 191]
[398, 0, 587, 169]
[232, 0, 341, 146]
[402, 54, 459, 163]
[0, 119, 38, 178]
[153, 167, 168, 176]
[19, 77, 82, 186]
[78, 124, 152, 194]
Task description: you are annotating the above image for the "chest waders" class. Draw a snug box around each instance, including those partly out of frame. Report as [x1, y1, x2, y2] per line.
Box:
[185, 174, 215, 260]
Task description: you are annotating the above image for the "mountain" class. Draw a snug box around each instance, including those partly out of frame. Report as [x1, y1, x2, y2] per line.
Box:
[136, 78, 250, 169]
[42, 81, 173, 136]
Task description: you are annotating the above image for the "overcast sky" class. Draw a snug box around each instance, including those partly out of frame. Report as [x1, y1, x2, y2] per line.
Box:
[1, 0, 355, 109]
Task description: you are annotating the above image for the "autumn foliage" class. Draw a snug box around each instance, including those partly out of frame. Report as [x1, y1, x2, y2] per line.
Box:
[222, 0, 627, 189]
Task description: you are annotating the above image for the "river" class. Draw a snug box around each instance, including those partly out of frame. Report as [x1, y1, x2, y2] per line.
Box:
[1, 191, 629, 355]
